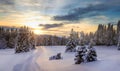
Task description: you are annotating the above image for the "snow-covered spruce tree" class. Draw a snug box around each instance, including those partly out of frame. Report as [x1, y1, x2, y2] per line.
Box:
[74, 46, 87, 64]
[0, 27, 7, 49]
[74, 39, 97, 64]
[79, 31, 85, 46]
[15, 26, 35, 53]
[87, 39, 97, 62]
[117, 21, 120, 35]
[15, 27, 29, 53]
[65, 39, 77, 52]
[74, 31, 87, 64]
[117, 21, 120, 50]
[65, 29, 78, 52]
[117, 32, 120, 50]
[29, 32, 36, 49]
[7, 29, 17, 48]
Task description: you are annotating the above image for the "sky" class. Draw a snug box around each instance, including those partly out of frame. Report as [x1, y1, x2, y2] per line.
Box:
[0, 0, 120, 36]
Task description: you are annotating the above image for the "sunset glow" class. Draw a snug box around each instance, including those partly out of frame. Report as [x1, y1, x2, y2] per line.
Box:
[33, 29, 43, 35]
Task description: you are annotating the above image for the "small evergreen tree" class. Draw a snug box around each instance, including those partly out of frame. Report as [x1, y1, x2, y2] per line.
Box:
[65, 39, 77, 52]
[117, 32, 120, 50]
[74, 39, 97, 64]
[79, 31, 85, 46]
[74, 46, 87, 64]
[65, 29, 77, 52]
[87, 39, 97, 62]
[7, 30, 17, 48]
[0, 27, 7, 49]
[15, 27, 29, 53]
[29, 32, 36, 49]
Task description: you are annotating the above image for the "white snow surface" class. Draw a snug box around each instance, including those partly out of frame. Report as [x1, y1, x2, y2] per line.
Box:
[0, 46, 120, 71]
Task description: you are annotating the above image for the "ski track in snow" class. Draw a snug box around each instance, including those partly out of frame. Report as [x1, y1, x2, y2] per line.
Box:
[13, 49, 41, 71]
[0, 46, 120, 71]
[0, 48, 41, 71]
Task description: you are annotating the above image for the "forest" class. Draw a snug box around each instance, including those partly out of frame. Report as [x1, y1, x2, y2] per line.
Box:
[0, 20, 120, 53]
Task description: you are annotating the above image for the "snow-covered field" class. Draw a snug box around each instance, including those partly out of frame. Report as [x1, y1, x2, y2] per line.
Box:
[0, 46, 120, 71]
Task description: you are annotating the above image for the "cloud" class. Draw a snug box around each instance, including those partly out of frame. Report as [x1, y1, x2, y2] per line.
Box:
[39, 23, 63, 29]
[53, 0, 120, 21]
[0, 0, 120, 28]
[0, 0, 14, 5]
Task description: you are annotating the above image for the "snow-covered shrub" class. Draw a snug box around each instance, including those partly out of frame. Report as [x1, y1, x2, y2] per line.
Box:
[87, 44, 97, 62]
[74, 46, 87, 64]
[74, 42, 97, 64]
[49, 53, 62, 60]
[65, 39, 77, 52]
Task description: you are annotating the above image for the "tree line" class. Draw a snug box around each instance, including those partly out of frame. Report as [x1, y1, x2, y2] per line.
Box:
[36, 20, 120, 46]
[0, 26, 35, 53]
[71, 20, 120, 46]
[36, 35, 68, 46]
[0, 20, 120, 50]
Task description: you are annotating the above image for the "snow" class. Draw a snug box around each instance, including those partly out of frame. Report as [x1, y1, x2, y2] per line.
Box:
[0, 46, 120, 71]
[0, 49, 40, 71]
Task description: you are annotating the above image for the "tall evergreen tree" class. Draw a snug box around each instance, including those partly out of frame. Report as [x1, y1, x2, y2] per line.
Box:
[117, 32, 120, 50]
[87, 39, 97, 62]
[15, 26, 35, 53]
[65, 29, 77, 52]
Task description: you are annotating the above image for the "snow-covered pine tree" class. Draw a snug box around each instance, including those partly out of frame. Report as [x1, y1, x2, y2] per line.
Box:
[15, 27, 30, 53]
[117, 21, 120, 35]
[117, 32, 120, 50]
[65, 29, 77, 52]
[74, 46, 87, 64]
[29, 32, 36, 49]
[79, 31, 85, 46]
[95, 24, 105, 45]
[74, 39, 97, 64]
[7, 29, 17, 48]
[0, 27, 7, 49]
[117, 21, 120, 50]
[106, 24, 114, 46]
[74, 31, 88, 64]
[65, 39, 77, 52]
[15, 26, 35, 53]
[87, 39, 97, 62]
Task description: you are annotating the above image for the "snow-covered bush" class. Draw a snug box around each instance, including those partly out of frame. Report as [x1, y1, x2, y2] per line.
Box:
[87, 44, 97, 62]
[74, 46, 87, 64]
[74, 41, 97, 64]
[65, 39, 77, 52]
[49, 53, 62, 60]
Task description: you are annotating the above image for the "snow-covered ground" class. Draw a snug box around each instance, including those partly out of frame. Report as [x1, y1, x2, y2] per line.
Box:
[0, 46, 120, 71]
